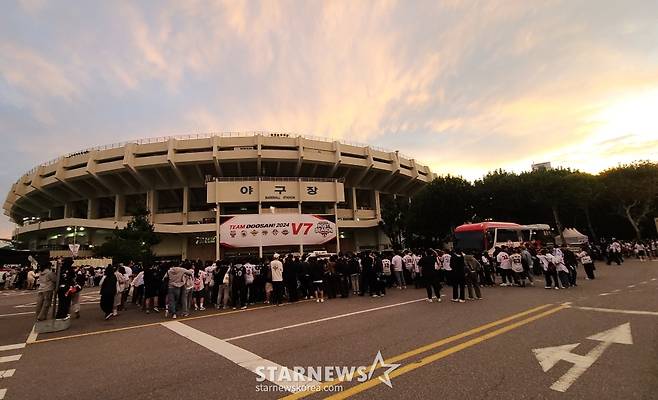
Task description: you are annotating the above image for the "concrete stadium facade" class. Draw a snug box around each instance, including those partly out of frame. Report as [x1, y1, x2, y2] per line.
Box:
[4, 133, 435, 260]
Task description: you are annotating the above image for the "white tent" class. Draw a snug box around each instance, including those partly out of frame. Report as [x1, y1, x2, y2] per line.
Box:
[555, 228, 589, 246]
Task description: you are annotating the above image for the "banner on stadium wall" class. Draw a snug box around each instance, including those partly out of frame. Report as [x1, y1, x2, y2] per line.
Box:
[220, 214, 336, 248]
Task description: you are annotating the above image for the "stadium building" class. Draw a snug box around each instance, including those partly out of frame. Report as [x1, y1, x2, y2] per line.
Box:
[3, 133, 434, 260]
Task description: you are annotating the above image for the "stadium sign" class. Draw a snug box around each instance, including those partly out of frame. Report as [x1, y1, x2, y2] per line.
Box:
[220, 214, 336, 248]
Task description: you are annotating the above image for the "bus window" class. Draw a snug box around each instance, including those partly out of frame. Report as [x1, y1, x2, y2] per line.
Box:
[496, 229, 521, 243]
[454, 231, 485, 252]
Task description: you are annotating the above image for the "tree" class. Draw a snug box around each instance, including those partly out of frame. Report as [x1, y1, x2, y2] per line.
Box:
[379, 195, 410, 250]
[562, 172, 604, 242]
[600, 162, 658, 239]
[406, 176, 474, 246]
[94, 208, 160, 264]
[522, 168, 574, 246]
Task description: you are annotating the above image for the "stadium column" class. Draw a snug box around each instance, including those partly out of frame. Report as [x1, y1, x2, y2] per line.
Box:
[334, 202, 340, 253]
[298, 201, 303, 254]
[215, 202, 220, 261]
[258, 199, 263, 258]
[374, 190, 381, 220]
[351, 187, 357, 219]
[114, 194, 125, 220]
[87, 198, 98, 219]
[146, 190, 156, 223]
[182, 186, 189, 225]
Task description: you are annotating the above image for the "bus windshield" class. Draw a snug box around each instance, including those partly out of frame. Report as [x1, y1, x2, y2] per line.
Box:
[454, 231, 485, 252]
[496, 229, 522, 243]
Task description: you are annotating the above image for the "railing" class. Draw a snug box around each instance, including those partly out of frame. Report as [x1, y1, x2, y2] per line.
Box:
[23, 132, 414, 177]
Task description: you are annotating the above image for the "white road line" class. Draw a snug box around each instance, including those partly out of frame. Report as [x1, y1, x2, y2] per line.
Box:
[0, 355, 21, 364]
[0, 344, 25, 353]
[627, 285, 636, 288]
[0, 388, 6, 399]
[26, 325, 38, 344]
[162, 321, 320, 392]
[223, 298, 426, 342]
[612, 289, 621, 293]
[599, 293, 611, 296]
[0, 311, 34, 318]
[0, 369, 15, 379]
[651, 278, 657, 281]
[572, 306, 658, 316]
[639, 281, 648, 284]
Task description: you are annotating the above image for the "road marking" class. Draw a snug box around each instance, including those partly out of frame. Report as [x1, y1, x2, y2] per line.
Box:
[224, 298, 426, 341]
[651, 278, 657, 281]
[282, 304, 557, 400]
[612, 289, 621, 293]
[0, 355, 21, 364]
[0, 369, 15, 379]
[627, 284, 636, 288]
[0, 344, 25, 352]
[31, 301, 307, 344]
[0, 311, 34, 318]
[572, 306, 658, 316]
[639, 281, 648, 284]
[26, 325, 38, 344]
[322, 305, 567, 400]
[599, 293, 611, 296]
[162, 321, 319, 392]
[0, 388, 6, 399]
[533, 323, 632, 392]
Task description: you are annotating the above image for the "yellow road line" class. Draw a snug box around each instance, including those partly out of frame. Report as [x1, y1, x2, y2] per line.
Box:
[280, 303, 554, 400]
[325, 305, 568, 400]
[31, 301, 310, 344]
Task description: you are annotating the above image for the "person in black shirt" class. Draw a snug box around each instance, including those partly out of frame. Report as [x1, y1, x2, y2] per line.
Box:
[450, 250, 466, 303]
[419, 249, 441, 302]
[284, 254, 300, 302]
[309, 257, 325, 303]
[230, 260, 247, 309]
[143, 264, 160, 313]
[56, 258, 75, 319]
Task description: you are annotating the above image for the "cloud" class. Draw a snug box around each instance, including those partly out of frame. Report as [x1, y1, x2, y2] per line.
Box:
[1, 0, 658, 236]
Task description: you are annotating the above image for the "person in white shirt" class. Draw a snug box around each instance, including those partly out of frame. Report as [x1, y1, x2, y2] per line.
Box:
[440, 251, 451, 286]
[538, 250, 559, 289]
[578, 248, 596, 279]
[270, 254, 284, 306]
[552, 249, 570, 288]
[509, 250, 525, 287]
[496, 248, 513, 286]
[391, 252, 406, 289]
[607, 239, 622, 265]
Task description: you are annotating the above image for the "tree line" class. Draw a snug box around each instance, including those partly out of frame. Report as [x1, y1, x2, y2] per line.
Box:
[381, 161, 658, 249]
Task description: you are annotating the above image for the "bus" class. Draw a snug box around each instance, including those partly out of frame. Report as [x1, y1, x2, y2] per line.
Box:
[453, 222, 525, 254]
[522, 224, 556, 248]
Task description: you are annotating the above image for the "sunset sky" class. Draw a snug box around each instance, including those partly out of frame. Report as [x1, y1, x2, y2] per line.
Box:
[1, 0, 658, 237]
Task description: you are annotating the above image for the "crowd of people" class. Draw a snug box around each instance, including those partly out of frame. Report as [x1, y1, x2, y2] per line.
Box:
[1, 237, 654, 322]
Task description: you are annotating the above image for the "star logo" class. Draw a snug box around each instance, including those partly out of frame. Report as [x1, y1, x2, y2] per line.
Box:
[367, 351, 400, 388]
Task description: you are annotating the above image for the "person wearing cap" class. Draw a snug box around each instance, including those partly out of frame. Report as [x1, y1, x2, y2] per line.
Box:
[270, 253, 284, 306]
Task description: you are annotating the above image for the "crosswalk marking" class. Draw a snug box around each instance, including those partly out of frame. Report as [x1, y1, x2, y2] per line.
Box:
[162, 321, 320, 392]
[0, 370, 15, 379]
[0, 344, 25, 352]
[0, 355, 21, 364]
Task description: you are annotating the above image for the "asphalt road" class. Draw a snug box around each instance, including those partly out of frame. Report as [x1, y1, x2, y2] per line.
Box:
[1, 259, 657, 400]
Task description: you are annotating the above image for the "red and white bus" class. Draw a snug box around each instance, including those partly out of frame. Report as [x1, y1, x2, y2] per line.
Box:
[453, 222, 525, 254]
[454, 222, 555, 253]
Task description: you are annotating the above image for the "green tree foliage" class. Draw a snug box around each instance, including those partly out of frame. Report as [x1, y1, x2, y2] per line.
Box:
[94, 208, 160, 264]
[396, 162, 657, 246]
[379, 195, 410, 250]
[599, 162, 658, 239]
[406, 176, 473, 246]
